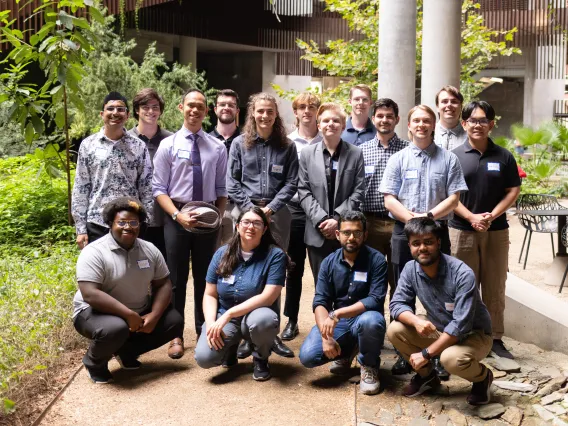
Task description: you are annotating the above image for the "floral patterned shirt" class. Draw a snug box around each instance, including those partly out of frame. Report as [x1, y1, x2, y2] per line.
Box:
[71, 129, 153, 235]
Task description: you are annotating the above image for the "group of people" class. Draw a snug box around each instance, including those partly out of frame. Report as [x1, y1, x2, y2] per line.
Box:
[70, 83, 521, 406]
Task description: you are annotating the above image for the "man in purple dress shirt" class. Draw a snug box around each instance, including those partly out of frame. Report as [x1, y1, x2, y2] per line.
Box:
[152, 88, 228, 359]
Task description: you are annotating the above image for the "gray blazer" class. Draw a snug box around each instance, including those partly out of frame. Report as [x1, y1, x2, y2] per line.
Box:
[298, 140, 365, 247]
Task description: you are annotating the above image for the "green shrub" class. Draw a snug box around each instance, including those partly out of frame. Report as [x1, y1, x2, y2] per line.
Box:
[0, 156, 75, 246]
[0, 244, 78, 415]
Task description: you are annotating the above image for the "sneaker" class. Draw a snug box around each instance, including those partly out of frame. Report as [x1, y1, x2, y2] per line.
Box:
[237, 340, 252, 359]
[403, 371, 440, 397]
[433, 357, 450, 381]
[115, 355, 141, 370]
[467, 367, 493, 406]
[222, 348, 238, 368]
[391, 355, 413, 375]
[360, 365, 380, 395]
[491, 339, 514, 359]
[252, 357, 271, 381]
[329, 346, 358, 375]
[85, 365, 114, 384]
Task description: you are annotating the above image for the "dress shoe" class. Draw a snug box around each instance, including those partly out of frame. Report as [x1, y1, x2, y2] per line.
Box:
[281, 320, 299, 341]
[391, 355, 412, 375]
[272, 336, 294, 358]
[491, 339, 514, 359]
[222, 346, 238, 368]
[433, 357, 450, 381]
[237, 340, 252, 359]
[167, 337, 184, 359]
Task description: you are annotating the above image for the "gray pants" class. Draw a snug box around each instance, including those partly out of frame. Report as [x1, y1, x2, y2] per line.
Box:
[232, 204, 291, 249]
[216, 201, 235, 249]
[195, 307, 279, 367]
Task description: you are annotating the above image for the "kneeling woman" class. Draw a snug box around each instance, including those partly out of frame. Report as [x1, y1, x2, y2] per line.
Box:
[195, 207, 289, 381]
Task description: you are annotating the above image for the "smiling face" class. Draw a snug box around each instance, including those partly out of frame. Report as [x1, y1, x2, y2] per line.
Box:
[463, 107, 494, 144]
[111, 210, 140, 249]
[100, 100, 129, 131]
[336, 220, 366, 254]
[137, 98, 162, 126]
[179, 91, 208, 130]
[318, 108, 346, 140]
[408, 108, 435, 142]
[348, 88, 371, 119]
[294, 102, 318, 127]
[253, 99, 277, 133]
[236, 211, 266, 248]
[408, 232, 441, 266]
[372, 107, 399, 136]
[437, 90, 462, 125]
[214, 95, 239, 125]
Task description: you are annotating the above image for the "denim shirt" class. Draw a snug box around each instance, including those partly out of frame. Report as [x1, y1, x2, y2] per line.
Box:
[313, 245, 388, 315]
[379, 142, 468, 220]
[206, 245, 287, 315]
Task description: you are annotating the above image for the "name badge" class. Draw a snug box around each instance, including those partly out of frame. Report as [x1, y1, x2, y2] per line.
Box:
[405, 169, 418, 179]
[95, 147, 108, 159]
[445, 302, 455, 312]
[222, 275, 236, 284]
[177, 150, 191, 160]
[271, 164, 284, 173]
[332, 161, 339, 170]
[354, 271, 367, 282]
[487, 162, 500, 172]
[137, 259, 150, 269]
[365, 165, 375, 175]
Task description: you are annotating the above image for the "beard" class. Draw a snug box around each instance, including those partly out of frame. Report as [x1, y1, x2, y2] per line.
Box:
[342, 242, 360, 253]
[218, 114, 236, 124]
[414, 250, 440, 266]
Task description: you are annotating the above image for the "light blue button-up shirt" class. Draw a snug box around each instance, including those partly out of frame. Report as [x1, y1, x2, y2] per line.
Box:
[379, 142, 468, 221]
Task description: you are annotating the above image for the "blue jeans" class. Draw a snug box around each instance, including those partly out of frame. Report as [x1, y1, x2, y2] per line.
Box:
[299, 310, 386, 368]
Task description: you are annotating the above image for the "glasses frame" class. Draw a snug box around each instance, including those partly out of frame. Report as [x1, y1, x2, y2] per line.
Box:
[239, 219, 265, 230]
[114, 220, 140, 228]
[338, 230, 364, 238]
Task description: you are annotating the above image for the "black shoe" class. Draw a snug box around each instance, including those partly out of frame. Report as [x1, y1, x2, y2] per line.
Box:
[85, 365, 114, 384]
[281, 320, 299, 341]
[237, 340, 252, 359]
[252, 357, 271, 381]
[467, 367, 493, 405]
[391, 355, 412, 375]
[272, 336, 295, 358]
[222, 347, 238, 368]
[403, 370, 440, 397]
[433, 357, 450, 381]
[115, 355, 141, 370]
[491, 339, 514, 359]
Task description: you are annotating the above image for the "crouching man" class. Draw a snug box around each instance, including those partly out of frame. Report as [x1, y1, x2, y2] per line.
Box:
[387, 218, 493, 405]
[72, 197, 183, 383]
[299, 211, 387, 395]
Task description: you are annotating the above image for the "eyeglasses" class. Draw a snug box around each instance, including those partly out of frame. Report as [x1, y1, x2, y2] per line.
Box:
[466, 118, 491, 127]
[140, 105, 161, 112]
[105, 106, 128, 113]
[352, 97, 370, 104]
[339, 230, 364, 238]
[114, 220, 140, 228]
[217, 102, 237, 109]
[239, 219, 264, 230]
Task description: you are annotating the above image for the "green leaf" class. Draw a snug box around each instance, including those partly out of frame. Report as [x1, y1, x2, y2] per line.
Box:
[54, 107, 65, 128]
[3, 398, 16, 414]
[89, 6, 104, 24]
[24, 121, 34, 144]
[31, 114, 44, 135]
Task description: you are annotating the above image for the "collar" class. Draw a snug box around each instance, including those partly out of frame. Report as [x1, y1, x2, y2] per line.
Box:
[130, 125, 163, 141]
[211, 126, 240, 141]
[179, 126, 205, 140]
[463, 137, 496, 153]
[107, 233, 139, 252]
[98, 127, 128, 143]
[409, 141, 437, 157]
[373, 133, 401, 149]
[339, 245, 369, 269]
[437, 122, 465, 137]
[415, 253, 447, 280]
[288, 129, 323, 145]
[323, 139, 343, 156]
[346, 117, 374, 132]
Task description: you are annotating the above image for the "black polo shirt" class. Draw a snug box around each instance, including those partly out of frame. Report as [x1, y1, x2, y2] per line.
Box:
[450, 138, 520, 231]
[210, 127, 241, 154]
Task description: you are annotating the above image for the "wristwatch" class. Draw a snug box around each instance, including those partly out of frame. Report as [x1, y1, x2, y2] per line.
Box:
[172, 210, 180, 221]
[328, 310, 339, 323]
[421, 347, 431, 360]
[427, 211, 434, 219]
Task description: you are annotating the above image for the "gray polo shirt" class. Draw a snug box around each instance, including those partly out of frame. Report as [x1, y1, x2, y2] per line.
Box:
[72, 233, 169, 319]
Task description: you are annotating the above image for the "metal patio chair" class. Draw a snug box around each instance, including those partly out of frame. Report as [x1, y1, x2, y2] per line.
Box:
[517, 194, 561, 270]
[560, 224, 568, 293]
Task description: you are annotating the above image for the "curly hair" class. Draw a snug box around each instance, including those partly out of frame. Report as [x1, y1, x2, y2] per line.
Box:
[242, 92, 289, 150]
[102, 196, 148, 227]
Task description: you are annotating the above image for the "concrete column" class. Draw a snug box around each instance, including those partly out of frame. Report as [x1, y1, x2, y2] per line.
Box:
[378, 0, 417, 135]
[420, 0, 461, 112]
[179, 36, 197, 70]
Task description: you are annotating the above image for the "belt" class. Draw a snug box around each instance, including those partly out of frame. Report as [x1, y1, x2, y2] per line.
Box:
[250, 198, 272, 207]
[172, 200, 215, 210]
[363, 211, 392, 219]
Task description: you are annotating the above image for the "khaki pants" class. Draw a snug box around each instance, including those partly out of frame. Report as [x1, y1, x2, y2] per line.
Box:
[449, 228, 509, 339]
[387, 321, 492, 383]
[365, 215, 395, 299]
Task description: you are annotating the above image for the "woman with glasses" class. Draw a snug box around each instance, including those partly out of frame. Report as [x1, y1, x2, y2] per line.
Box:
[72, 196, 183, 384]
[194, 206, 289, 381]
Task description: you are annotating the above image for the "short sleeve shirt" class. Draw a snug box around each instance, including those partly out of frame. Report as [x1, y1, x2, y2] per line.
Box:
[379, 143, 468, 221]
[206, 245, 287, 315]
[73, 234, 169, 319]
[434, 122, 468, 151]
[450, 139, 521, 231]
[341, 117, 376, 147]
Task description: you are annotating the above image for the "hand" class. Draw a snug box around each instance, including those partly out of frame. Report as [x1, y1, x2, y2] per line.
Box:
[126, 311, 144, 332]
[409, 352, 429, 370]
[206, 313, 231, 350]
[176, 211, 198, 229]
[76, 234, 88, 250]
[138, 312, 159, 333]
[469, 213, 492, 232]
[322, 338, 341, 360]
[414, 318, 437, 337]
[320, 316, 338, 340]
[319, 219, 338, 239]
[261, 207, 273, 218]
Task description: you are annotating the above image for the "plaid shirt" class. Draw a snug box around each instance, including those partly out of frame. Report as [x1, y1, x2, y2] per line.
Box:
[72, 129, 153, 235]
[361, 134, 409, 213]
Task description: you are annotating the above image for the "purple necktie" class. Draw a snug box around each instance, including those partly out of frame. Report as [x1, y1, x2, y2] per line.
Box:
[188, 133, 203, 201]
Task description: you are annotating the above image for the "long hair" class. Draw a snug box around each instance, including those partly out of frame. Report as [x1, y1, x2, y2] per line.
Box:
[242, 92, 289, 150]
[216, 207, 291, 277]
